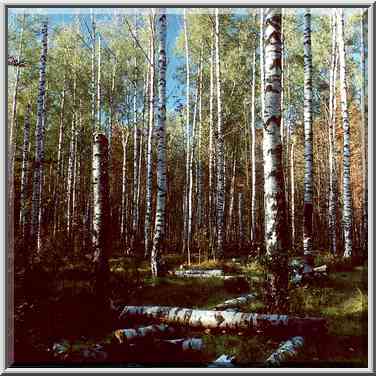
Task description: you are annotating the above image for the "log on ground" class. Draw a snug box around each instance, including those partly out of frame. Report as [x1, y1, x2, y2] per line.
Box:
[265, 336, 304, 366]
[114, 324, 175, 344]
[172, 269, 224, 277]
[214, 294, 256, 310]
[156, 337, 203, 352]
[208, 354, 235, 367]
[119, 306, 326, 335]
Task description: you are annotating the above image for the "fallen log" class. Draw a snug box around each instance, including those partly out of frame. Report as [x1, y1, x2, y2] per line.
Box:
[119, 306, 326, 335]
[313, 265, 327, 273]
[114, 324, 175, 344]
[265, 336, 304, 367]
[208, 354, 235, 367]
[214, 294, 256, 310]
[175, 269, 223, 276]
[157, 337, 203, 352]
[172, 269, 224, 278]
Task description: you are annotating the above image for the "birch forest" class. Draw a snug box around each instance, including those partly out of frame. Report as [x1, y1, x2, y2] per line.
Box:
[8, 7, 369, 368]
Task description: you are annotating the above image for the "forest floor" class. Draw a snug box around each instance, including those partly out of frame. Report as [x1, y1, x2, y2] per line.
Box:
[12, 252, 368, 368]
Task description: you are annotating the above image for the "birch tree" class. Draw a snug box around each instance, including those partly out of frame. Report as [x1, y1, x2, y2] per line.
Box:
[92, 133, 110, 300]
[30, 21, 48, 254]
[303, 9, 314, 274]
[215, 8, 225, 259]
[19, 103, 31, 238]
[144, 13, 155, 257]
[250, 46, 257, 244]
[150, 9, 167, 278]
[208, 28, 216, 258]
[263, 8, 289, 311]
[338, 9, 353, 258]
[328, 10, 338, 254]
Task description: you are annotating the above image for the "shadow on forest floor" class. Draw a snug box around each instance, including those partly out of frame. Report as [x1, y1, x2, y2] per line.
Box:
[12, 253, 368, 368]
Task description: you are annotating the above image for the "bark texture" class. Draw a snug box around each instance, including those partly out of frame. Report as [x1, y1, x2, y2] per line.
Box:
[92, 133, 110, 300]
[30, 22, 48, 253]
[263, 9, 289, 311]
[265, 336, 304, 366]
[338, 9, 353, 258]
[150, 9, 167, 278]
[303, 9, 314, 273]
[119, 306, 326, 335]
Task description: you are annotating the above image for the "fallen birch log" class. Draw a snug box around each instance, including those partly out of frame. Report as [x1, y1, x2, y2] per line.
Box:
[119, 306, 326, 335]
[157, 337, 203, 352]
[313, 265, 327, 273]
[265, 336, 304, 366]
[114, 324, 175, 344]
[214, 294, 256, 310]
[208, 354, 235, 367]
[174, 269, 223, 276]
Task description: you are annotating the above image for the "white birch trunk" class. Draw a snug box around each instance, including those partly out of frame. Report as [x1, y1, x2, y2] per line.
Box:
[328, 10, 338, 254]
[209, 32, 216, 258]
[303, 9, 314, 273]
[227, 158, 236, 241]
[290, 139, 295, 248]
[250, 46, 257, 244]
[30, 22, 48, 253]
[260, 9, 265, 121]
[19, 103, 31, 238]
[92, 132, 110, 299]
[150, 9, 167, 278]
[67, 77, 77, 237]
[9, 13, 25, 215]
[197, 47, 204, 229]
[337, 9, 353, 258]
[263, 9, 289, 310]
[183, 9, 192, 263]
[120, 129, 129, 241]
[53, 81, 66, 236]
[238, 192, 244, 246]
[91, 9, 96, 130]
[144, 16, 155, 257]
[119, 306, 326, 334]
[265, 336, 304, 366]
[114, 324, 175, 344]
[215, 8, 225, 258]
[214, 293, 256, 310]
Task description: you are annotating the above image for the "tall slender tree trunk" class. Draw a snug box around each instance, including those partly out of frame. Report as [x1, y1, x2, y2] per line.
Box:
[290, 138, 295, 249]
[250, 46, 257, 245]
[121, 129, 129, 243]
[227, 157, 236, 241]
[53, 81, 66, 236]
[144, 15, 155, 257]
[215, 8, 225, 259]
[208, 30, 216, 259]
[92, 132, 110, 302]
[30, 22, 48, 254]
[183, 9, 192, 264]
[260, 8, 265, 121]
[263, 9, 289, 311]
[19, 103, 31, 239]
[338, 9, 353, 258]
[328, 10, 338, 254]
[67, 76, 77, 237]
[197, 47, 204, 230]
[9, 13, 26, 226]
[151, 9, 167, 278]
[238, 192, 244, 247]
[303, 9, 314, 274]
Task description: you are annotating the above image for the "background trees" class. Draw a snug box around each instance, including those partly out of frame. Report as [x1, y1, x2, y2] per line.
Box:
[8, 7, 368, 276]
